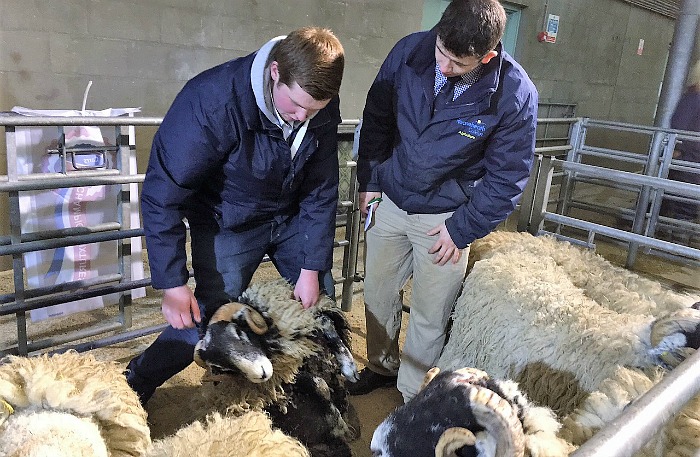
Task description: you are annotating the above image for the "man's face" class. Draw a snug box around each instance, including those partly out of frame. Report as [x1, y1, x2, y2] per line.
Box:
[270, 61, 330, 123]
[435, 37, 495, 77]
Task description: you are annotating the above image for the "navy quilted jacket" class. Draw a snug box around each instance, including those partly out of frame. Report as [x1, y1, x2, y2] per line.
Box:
[357, 29, 538, 248]
[142, 52, 341, 289]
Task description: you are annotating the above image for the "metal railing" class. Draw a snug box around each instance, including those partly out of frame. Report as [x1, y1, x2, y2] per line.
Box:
[523, 117, 700, 269]
[522, 117, 700, 456]
[2, 114, 699, 457]
[0, 115, 364, 355]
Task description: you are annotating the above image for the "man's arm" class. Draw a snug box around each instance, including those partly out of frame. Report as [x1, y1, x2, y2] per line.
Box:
[445, 88, 538, 248]
[142, 80, 236, 325]
[295, 99, 342, 308]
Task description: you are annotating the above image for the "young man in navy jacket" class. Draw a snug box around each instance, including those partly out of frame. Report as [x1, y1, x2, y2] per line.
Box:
[353, 0, 538, 401]
[126, 27, 345, 405]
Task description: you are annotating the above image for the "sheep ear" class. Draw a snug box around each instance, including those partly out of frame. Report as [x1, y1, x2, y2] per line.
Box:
[467, 385, 526, 457]
[419, 367, 441, 391]
[193, 340, 207, 368]
[435, 427, 476, 457]
[211, 302, 246, 324]
[242, 306, 268, 335]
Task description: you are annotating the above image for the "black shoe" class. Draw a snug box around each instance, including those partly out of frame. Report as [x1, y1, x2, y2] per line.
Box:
[124, 368, 155, 407]
[346, 368, 397, 395]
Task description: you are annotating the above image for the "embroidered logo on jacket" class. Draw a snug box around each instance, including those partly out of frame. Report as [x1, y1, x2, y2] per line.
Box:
[457, 119, 486, 139]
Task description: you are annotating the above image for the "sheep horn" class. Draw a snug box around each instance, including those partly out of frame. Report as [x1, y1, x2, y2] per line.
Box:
[467, 384, 526, 457]
[210, 302, 268, 335]
[193, 340, 207, 368]
[210, 302, 246, 324]
[242, 306, 268, 335]
[434, 427, 476, 457]
[420, 367, 441, 391]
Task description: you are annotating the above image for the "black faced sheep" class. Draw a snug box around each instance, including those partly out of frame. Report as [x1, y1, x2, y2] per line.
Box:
[437, 230, 700, 455]
[191, 279, 359, 457]
[370, 366, 573, 457]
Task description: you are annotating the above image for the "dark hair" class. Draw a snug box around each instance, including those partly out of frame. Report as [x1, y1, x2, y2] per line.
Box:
[268, 27, 345, 101]
[435, 0, 506, 58]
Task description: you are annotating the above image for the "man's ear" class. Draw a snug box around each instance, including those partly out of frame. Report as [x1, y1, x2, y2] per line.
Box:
[269, 60, 280, 83]
[480, 50, 498, 65]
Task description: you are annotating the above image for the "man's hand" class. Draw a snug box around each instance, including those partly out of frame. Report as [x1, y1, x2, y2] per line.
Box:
[294, 268, 320, 309]
[427, 222, 462, 266]
[161, 285, 201, 329]
[359, 191, 382, 216]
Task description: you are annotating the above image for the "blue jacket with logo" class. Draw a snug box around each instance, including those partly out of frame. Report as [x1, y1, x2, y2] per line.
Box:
[142, 52, 341, 289]
[357, 29, 538, 248]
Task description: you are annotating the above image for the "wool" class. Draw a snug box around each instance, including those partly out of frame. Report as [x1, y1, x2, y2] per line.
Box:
[148, 411, 310, 457]
[0, 351, 151, 457]
[439, 231, 700, 456]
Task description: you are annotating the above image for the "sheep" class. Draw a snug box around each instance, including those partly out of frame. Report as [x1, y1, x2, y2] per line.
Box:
[558, 364, 700, 457]
[370, 366, 574, 457]
[190, 279, 359, 457]
[0, 350, 151, 457]
[147, 411, 311, 457]
[438, 231, 700, 414]
[436, 230, 700, 454]
[0, 350, 313, 457]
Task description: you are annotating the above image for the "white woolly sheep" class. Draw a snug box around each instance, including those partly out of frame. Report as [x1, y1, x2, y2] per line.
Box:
[0, 350, 151, 457]
[147, 411, 310, 457]
[439, 231, 700, 409]
[0, 350, 312, 457]
[437, 231, 700, 455]
[190, 279, 359, 457]
[371, 366, 574, 457]
[557, 364, 700, 456]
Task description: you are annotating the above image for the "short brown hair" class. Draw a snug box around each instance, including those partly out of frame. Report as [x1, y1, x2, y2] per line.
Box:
[436, 0, 506, 58]
[268, 27, 345, 101]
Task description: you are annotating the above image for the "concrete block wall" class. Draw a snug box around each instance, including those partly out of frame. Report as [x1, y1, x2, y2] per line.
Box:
[0, 0, 422, 120]
[0, 0, 423, 270]
[0, 0, 693, 270]
[514, 0, 677, 128]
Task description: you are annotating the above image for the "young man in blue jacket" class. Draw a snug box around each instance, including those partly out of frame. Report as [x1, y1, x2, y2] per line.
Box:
[125, 27, 345, 405]
[352, 0, 538, 401]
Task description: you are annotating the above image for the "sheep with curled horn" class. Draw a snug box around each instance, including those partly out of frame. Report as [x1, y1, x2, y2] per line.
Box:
[370, 367, 573, 457]
[437, 230, 700, 455]
[190, 279, 359, 457]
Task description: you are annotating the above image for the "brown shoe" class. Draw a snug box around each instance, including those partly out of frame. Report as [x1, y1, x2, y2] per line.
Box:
[347, 368, 397, 395]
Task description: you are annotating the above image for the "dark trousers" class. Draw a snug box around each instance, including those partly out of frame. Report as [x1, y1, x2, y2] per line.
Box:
[125, 214, 334, 404]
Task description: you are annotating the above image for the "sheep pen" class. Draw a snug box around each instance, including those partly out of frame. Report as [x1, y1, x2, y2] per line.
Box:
[0, 227, 697, 457]
[437, 230, 700, 456]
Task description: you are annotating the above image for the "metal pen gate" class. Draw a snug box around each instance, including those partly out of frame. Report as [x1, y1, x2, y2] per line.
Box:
[0, 115, 363, 357]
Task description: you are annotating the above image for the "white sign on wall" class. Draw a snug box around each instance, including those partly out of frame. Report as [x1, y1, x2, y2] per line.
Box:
[545, 14, 560, 43]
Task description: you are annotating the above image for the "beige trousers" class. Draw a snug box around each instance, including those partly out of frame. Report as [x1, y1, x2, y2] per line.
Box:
[363, 196, 469, 401]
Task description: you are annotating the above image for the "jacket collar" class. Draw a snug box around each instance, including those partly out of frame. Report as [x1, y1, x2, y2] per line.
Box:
[407, 29, 503, 106]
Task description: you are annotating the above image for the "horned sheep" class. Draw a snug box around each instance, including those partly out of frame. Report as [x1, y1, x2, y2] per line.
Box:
[190, 279, 360, 457]
[436, 231, 700, 455]
[0, 350, 312, 457]
[371, 366, 574, 457]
